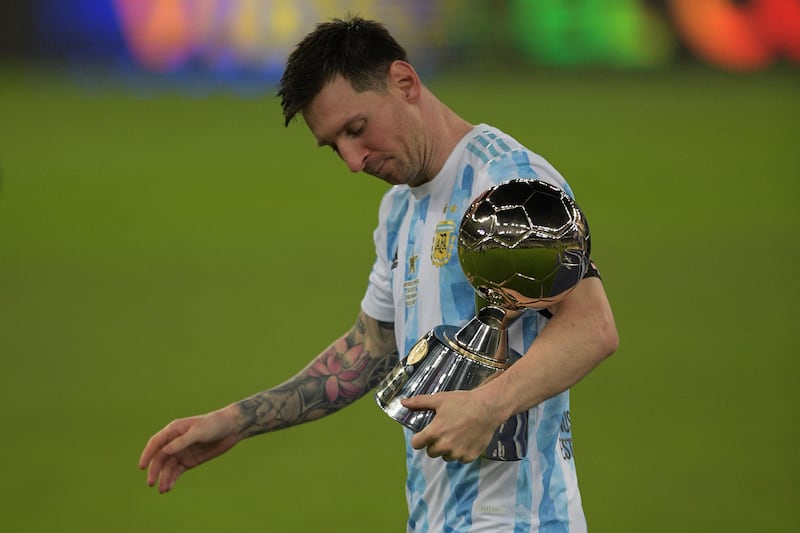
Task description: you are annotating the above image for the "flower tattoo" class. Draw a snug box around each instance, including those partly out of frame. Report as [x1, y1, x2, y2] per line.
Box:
[307, 338, 369, 402]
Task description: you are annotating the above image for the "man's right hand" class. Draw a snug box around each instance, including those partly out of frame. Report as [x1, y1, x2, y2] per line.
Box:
[138, 406, 241, 493]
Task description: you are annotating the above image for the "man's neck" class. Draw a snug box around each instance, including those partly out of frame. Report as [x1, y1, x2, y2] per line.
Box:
[418, 89, 474, 183]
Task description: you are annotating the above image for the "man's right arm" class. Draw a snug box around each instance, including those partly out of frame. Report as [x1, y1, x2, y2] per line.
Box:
[139, 310, 398, 493]
[236, 310, 398, 437]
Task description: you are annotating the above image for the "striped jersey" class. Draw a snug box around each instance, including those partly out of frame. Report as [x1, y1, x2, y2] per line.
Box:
[361, 124, 587, 532]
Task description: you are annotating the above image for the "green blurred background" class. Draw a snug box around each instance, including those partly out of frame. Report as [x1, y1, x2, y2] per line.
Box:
[1, 1, 799, 532]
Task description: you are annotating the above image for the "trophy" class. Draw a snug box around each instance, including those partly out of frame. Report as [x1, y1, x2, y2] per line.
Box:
[375, 179, 591, 461]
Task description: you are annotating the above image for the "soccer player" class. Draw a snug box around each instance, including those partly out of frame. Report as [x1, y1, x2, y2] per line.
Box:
[139, 16, 618, 532]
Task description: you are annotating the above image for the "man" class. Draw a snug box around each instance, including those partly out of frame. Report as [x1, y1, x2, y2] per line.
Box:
[139, 16, 618, 532]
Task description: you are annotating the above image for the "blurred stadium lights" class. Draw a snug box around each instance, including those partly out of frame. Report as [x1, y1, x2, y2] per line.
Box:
[24, 0, 471, 93]
[668, 0, 800, 70]
[509, 0, 800, 69]
[2, 0, 798, 93]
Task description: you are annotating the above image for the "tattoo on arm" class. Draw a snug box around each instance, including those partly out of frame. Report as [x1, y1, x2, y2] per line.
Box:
[237, 313, 397, 438]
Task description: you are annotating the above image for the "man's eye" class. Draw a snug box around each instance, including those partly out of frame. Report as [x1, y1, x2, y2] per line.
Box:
[348, 121, 366, 136]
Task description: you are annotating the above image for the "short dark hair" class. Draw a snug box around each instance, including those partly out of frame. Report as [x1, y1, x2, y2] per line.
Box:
[278, 16, 408, 126]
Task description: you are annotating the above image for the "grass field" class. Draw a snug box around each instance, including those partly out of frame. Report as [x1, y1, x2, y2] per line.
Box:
[1, 63, 798, 532]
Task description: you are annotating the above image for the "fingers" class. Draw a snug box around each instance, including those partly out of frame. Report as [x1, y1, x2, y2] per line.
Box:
[144, 444, 189, 493]
[146, 454, 187, 493]
[160, 430, 196, 457]
[138, 432, 166, 470]
[138, 420, 187, 470]
[414, 432, 478, 464]
[139, 419, 196, 492]
[410, 426, 455, 461]
[158, 456, 187, 494]
[146, 450, 163, 486]
[401, 393, 439, 411]
[427, 445, 480, 464]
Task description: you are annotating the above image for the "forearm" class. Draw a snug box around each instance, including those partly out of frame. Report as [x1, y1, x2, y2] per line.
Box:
[478, 277, 618, 421]
[233, 312, 398, 439]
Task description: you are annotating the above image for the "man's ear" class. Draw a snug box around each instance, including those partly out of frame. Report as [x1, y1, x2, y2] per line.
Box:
[388, 60, 421, 102]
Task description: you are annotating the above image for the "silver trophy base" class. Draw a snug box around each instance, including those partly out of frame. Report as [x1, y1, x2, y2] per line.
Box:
[375, 320, 528, 461]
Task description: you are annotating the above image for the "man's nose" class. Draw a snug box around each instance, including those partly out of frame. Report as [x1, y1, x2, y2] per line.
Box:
[338, 141, 367, 173]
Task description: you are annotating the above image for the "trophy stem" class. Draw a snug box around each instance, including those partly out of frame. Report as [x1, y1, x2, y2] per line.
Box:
[453, 306, 510, 365]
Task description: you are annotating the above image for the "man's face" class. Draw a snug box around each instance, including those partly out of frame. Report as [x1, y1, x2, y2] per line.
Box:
[302, 73, 427, 187]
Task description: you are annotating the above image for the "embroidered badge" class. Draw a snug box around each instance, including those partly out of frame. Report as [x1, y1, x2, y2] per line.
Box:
[431, 219, 457, 267]
[409, 254, 418, 274]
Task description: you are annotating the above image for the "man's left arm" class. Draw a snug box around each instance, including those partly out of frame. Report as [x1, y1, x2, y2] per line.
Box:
[404, 276, 618, 462]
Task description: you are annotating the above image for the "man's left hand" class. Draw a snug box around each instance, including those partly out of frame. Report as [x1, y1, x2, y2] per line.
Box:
[401, 390, 502, 463]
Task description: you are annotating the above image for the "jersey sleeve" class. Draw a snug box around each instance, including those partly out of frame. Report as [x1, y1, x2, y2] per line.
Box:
[359, 189, 403, 323]
[360, 248, 395, 322]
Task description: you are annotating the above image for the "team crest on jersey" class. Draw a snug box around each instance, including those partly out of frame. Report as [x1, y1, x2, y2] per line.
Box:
[431, 219, 457, 267]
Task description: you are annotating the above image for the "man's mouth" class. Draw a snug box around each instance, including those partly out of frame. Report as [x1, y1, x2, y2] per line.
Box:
[370, 159, 386, 177]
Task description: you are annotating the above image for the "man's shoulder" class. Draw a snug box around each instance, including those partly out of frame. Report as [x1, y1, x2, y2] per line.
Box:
[458, 125, 558, 186]
[375, 185, 412, 223]
[463, 124, 530, 156]
[379, 184, 411, 205]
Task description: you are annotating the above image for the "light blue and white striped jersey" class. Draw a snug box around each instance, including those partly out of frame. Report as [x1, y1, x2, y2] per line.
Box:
[361, 125, 587, 533]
